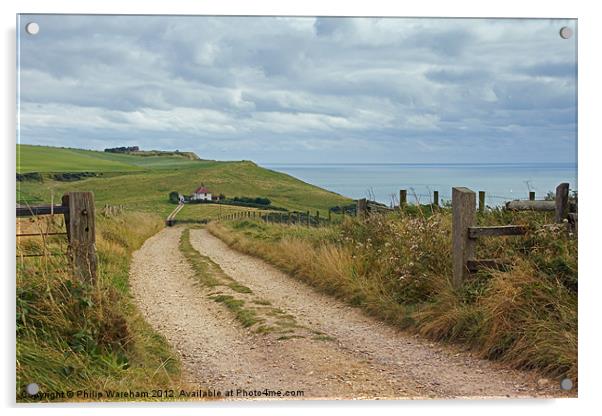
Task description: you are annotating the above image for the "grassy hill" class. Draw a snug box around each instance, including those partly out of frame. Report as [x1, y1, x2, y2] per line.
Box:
[16, 144, 352, 221]
[17, 145, 204, 173]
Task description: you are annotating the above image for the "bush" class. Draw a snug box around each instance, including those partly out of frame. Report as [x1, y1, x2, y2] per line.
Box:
[16, 172, 44, 182]
[232, 196, 272, 206]
[168, 191, 180, 204]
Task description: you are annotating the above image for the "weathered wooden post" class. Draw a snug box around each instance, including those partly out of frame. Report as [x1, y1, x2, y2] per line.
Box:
[555, 183, 570, 223]
[316, 210, 320, 226]
[306, 210, 310, 227]
[478, 191, 485, 213]
[62, 192, 97, 284]
[452, 187, 476, 289]
[287, 212, 291, 224]
[357, 198, 367, 218]
[399, 190, 407, 209]
[433, 191, 439, 207]
[529, 191, 535, 201]
[328, 209, 332, 223]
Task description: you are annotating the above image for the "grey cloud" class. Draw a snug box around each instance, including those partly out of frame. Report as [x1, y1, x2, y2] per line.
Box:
[520, 61, 577, 78]
[406, 26, 475, 57]
[314, 17, 350, 37]
[425, 68, 491, 83]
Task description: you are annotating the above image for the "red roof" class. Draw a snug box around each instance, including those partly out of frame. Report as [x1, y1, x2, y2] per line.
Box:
[194, 186, 211, 194]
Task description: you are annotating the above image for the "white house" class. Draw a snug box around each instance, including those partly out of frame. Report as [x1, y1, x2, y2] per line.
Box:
[191, 186, 212, 201]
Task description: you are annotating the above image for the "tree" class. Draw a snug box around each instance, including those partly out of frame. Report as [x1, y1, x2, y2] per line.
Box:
[169, 191, 180, 204]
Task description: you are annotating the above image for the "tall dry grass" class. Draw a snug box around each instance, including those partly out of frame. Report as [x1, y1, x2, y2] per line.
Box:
[209, 207, 577, 380]
[16, 211, 183, 401]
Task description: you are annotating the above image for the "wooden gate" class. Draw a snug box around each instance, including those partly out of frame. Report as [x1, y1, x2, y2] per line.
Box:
[17, 192, 97, 283]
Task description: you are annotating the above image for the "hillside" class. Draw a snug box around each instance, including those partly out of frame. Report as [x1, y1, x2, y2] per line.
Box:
[16, 144, 352, 220]
[17, 145, 204, 173]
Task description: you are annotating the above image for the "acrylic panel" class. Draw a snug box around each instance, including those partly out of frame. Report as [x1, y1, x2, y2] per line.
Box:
[16, 15, 577, 402]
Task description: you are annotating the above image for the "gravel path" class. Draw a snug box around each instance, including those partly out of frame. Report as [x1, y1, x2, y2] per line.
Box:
[130, 226, 565, 400]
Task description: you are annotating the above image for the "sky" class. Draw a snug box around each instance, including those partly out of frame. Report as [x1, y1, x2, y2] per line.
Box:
[17, 15, 577, 164]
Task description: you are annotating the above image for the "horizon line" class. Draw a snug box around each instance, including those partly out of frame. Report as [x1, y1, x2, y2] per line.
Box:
[260, 161, 577, 166]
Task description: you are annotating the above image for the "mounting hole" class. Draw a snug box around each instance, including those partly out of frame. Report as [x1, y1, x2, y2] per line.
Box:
[26, 383, 40, 395]
[559, 26, 573, 39]
[25, 22, 40, 35]
[560, 378, 573, 390]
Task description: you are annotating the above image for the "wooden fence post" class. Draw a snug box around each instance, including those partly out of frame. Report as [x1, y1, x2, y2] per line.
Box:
[555, 183, 570, 223]
[316, 210, 320, 225]
[478, 191, 485, 213]
[328, 210, 331, 223]
[529, 191, 535, 201]
[306, 211, 310, 227]
[399, 190, 407, 208]
[452, 187, 476, 289]
[62, 192, 97, 284]
[433, 191, 439, 207]
[357, 198, 367, 217]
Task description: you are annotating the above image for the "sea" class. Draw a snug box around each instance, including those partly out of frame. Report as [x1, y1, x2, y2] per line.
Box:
[262, 163, 578, 207]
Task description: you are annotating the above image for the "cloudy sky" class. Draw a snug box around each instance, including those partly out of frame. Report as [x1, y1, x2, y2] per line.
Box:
[17, 15, 577, 163]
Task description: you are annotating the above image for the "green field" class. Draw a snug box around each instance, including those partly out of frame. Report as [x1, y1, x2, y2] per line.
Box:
[17, 144, 205, 173]
[16, 144, 352, 220]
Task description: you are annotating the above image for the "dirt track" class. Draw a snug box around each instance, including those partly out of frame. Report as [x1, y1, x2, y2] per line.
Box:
[130, 226, 564, 400]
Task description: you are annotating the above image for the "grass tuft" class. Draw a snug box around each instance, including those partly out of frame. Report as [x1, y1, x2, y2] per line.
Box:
[209, 295, 262, 328]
